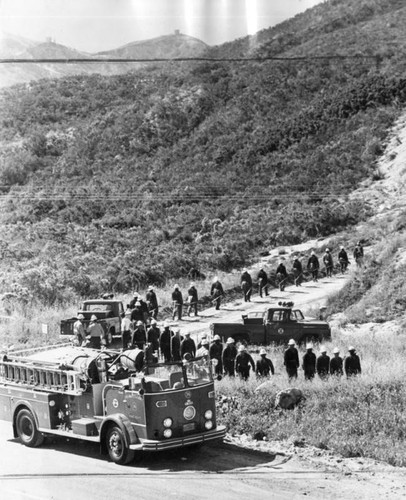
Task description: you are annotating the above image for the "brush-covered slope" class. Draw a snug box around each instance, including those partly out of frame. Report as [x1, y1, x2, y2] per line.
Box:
[0, 0, 406, 305]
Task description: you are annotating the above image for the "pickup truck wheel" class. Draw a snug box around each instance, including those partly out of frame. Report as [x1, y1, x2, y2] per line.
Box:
[106, 425, 135, 465]
[16, 408, 44, 448]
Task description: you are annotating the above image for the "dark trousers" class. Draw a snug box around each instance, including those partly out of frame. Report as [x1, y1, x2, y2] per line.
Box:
[122, 330, 131, 350]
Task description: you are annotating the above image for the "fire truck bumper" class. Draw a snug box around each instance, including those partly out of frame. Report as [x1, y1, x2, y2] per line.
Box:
[130, 425, 226, 451]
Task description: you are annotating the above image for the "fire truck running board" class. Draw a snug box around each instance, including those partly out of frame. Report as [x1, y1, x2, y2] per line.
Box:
[38, 427, 100, 443]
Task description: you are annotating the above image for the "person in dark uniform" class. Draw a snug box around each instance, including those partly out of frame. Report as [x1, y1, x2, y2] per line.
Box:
[255, 348, 274, 378]
[222, 337, 237, 377]
[241, 269, 253, 302]
[316, 347, 330, 379]
[210, 277, 224, 310]
[180, 332, 196, 358]
[172, 285, 183, 321]
[146, 319, 160, 353]
[129, 292, 140, 309]
[302, 343, 316, 380]
[338, 246, 349, 273]
[130, 300, 144, 323]
[344, 346, 361, 377]
[171, 329, 181, 361]
[353, 242, 364, 268]
[131, 321, 146, 350]
[276, 261, 288, 291]
[323, 248, 334, 278]
[257, 268, 269, 297]
[146, 286, 159, 319]
[187, 283, 199, 317]
[159, 322, 172, 362]
[292, 258, 303, 286]
[209, 335, 223, 375]
[284, 339, 299, 381]
[307, 251, 320, 282]
[235, 345, 255, 380]
[330, 347, 343, 377]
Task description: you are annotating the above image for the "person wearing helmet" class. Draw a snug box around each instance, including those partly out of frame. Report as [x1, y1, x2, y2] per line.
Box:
[235, 344, 255, 380]
[87, 315, 105, 349]
[307, 251, 320, 282]
[187, 283, 199, 317]
[146, 286, 159, 320]
[257, 268, 269, 297]
[241, 269, 253, 302]
[130, 300, 144, 324]
[196, 338, 210, 358]
[284, 339, 299, 381]
[210, 277, 224, 311]
[338, 246, 349, 274]
[302, 343, 316, 380]
[276, 261, 288, 291]
[160, 323, 173, 362]
[316, 346, 330, 379]
[172, 285, 183, 321]
[222, 338, 237, 377]
[330, 347, 343, 377]
[73, 314, 86, 346]
[323, 248, 334, 278]
[129, 292, 140, 309]
[292, 257, 303, 287]
[121, 309, 134, 350]
[147, 319, 160, 353]
[131, 320, 146, 350]
[344, 346, 361, 377]
[255, 348, 274, 378]
[180, 332, 196, 358]
[209, 334, 223, 375]
[353, 242, 364, 268]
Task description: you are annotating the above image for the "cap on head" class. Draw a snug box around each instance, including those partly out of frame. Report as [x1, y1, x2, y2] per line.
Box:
[288, 339, 295, 346]
[348, 345, 356, 352]
[125, 310, 131, 316]
[174, 284, 179, 289]
[163, 321, 169, 328]
[333, 347, 340, 354]
[136, 321, 143, 326]
[306, 343, 313, 350]
[226, 337, 235, 344]
[213, 276, 218, 282]
[133, 292, 139, 297]
[90, 314, 97, 322]
[150, 319, 157, 325]
[77, 314, 85, 320]
[148, 286, 153, 291]
[185, 332, 191, 336]
[175, 328, 180, 334]
[190, 282, 195, 287]
[325, 248, 330, 252]
[311, 251, 316, 256]
[259, 348, 266, 355]
[238, 344, 246, 352]
[213, 334, 220, 341]
[320, 346, 327, 353]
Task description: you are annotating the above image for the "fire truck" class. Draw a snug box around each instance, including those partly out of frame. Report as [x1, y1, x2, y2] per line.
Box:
[0, 344, 225, 465]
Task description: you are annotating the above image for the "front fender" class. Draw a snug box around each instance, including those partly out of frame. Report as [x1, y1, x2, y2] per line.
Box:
[99, 413, 139, 454]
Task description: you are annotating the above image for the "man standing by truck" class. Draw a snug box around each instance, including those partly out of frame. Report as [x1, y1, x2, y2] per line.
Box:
[87, 315, 106, 349]
[73, 314, 86, 346]
[284, 339, 299, 381]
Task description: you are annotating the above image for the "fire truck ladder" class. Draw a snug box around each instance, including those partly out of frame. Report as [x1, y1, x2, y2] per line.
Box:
[0, 358, 83, 395]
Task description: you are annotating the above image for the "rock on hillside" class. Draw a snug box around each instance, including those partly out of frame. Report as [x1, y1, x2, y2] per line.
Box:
[96, 32, 208, 59]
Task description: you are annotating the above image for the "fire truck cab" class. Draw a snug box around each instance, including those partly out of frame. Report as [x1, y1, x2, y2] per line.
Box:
[0, 345, 225, 465]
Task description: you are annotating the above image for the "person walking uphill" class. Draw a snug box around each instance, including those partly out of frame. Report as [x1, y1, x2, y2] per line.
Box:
[338, 246, 349, 273]
[302, 343, 316, 380]
[172, 284, 183, 321]
[222, 337, 237, 377]
[344, 346, 361, 377]
[241, 269, 253, 302]
[292, 257, 303, 287]
[210, 277, 224, 310]
[235, 345, 255, 381]
[284, 339, 299, 381]
[276, 261, 288, 291]
[187, 283, 199, 317]
[323, 248, 334, 278]
[307, 251, 320, 282]
[354, 242, 364, 268]
[257, 268, 269, 297]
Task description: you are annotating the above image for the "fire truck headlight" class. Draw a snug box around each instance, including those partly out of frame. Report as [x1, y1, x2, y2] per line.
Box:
[204, 420, 213, 430]
[163, 428, 172, 438]
[204, 410, 213, 420]
[163, 418, 173, 428]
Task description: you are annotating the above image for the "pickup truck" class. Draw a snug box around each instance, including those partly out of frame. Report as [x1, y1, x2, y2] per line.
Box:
[211, 304, 331, 345]
[60, 299, 125, 343]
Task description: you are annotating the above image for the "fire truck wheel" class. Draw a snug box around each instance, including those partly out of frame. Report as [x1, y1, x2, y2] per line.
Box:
[106, 425, 135, 465]
[16, 408, 44, 448]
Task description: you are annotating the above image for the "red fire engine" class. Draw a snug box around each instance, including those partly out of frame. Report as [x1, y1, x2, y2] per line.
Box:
[0, 344, 225, 464]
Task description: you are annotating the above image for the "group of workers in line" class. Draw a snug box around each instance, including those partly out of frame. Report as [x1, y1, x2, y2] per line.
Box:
[283, 339, 361, 380]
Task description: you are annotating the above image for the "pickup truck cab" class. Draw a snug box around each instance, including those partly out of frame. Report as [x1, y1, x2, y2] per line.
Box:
[211, 303, 331, 345]
[60, 300, 124, 343]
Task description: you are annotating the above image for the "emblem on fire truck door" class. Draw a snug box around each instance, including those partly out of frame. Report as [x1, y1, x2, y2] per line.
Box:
[278, 328, 284, 334]
[112, 398, 119, 408]
[185, 391, 192, 399]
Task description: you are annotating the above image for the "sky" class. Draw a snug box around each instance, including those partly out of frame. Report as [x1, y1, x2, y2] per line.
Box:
[0, 0, 324, 53]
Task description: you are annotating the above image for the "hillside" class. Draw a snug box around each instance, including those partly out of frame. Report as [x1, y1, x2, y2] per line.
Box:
[0, 0, 406, 309]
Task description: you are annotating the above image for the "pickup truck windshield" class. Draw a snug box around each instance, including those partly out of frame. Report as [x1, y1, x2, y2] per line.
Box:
[84, 304, 113, 312]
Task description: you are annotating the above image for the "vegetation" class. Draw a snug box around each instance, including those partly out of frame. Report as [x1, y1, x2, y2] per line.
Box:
[0, 0, 406, 309]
